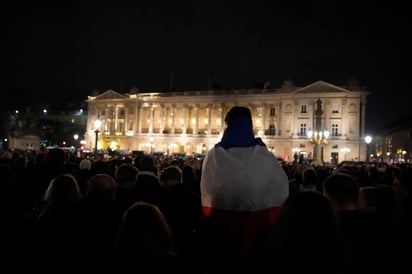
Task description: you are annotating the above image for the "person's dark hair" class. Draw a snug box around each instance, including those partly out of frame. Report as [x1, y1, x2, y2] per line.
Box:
[43, 173, 82, 204]
[302, 168, 319, 189]
[161, 166, 182, 182]
[139, 155, 155, 172]
[115, 163, 139, 183]
[169, 159, 181, 168]
[323, 173, 359, 203]
[264, 191, 344, 273]
[224, 106, 252, 126]
[218, 105, 265, 149]
[86, 173, 116, 201]
[46, 148, 66, 166]
[114, 201, 177, 257]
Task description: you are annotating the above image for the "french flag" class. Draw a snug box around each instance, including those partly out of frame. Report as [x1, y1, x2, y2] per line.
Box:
[199, 107, 289, 259]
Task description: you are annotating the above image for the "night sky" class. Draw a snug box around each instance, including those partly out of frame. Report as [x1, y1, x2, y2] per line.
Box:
[3, 1, 411, 136]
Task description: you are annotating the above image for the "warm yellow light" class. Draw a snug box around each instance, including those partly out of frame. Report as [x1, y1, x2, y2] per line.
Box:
[308, 130, 329, 144]
[94, 118, 102, 130]
[341, 147, 350, 153]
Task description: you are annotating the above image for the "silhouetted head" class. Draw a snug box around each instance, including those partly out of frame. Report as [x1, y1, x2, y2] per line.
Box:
[140, 155, 155, 172]
[218, 106, 264, 149]
[224, 106, 253, 127]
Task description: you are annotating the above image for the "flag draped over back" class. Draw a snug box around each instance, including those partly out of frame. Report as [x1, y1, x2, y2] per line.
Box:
[200, 106, 289, 259]
[200, 145, 289, 258]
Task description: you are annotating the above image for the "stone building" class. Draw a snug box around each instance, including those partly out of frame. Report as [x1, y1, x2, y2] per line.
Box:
[8, 108, 42, 151]
[85, 80, 369, 165]
[373, 116, 412, 164]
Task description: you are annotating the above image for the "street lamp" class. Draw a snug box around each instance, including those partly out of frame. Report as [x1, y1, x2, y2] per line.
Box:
[94, 118, 102, 152]
[307, 129, 329, 165]
[73, 134, 79, 152]
[364, 135, 372, 163]
[386, 152, 391, 164]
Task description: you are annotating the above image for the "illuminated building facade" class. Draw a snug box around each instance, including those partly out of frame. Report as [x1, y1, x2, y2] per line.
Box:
[85, 80, 369, 164]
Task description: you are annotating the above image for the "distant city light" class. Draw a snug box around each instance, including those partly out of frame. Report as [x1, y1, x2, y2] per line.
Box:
[43, 109, 47, 114]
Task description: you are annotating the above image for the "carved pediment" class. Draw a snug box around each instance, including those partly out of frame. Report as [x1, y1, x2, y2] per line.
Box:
[291, 80, 351, 94]
[95, 89, 128, 100]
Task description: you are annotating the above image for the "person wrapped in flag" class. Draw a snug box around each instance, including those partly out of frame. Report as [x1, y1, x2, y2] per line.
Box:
[199, 106, 289, 262]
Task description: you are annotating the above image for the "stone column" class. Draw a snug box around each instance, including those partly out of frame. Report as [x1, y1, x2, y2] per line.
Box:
[183, 105, 188, 134]
[115, 106, 119, 132]
[207, 104, 212, 135]
[194, 104, 199, 135]
[171, 104, 176, 134]
[149, 105, 154, 134]
[138, 105, 143, 134]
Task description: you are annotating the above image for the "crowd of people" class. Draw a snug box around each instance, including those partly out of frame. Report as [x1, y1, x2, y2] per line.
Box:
[1, 106, 411, 274]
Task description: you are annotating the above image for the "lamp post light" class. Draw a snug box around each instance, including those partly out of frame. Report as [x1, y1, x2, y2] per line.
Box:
[94, 118, 102, 153]
[73, 134, 79, 152]
[364, 135, 372, 163]
[307, 129, 329, 166]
